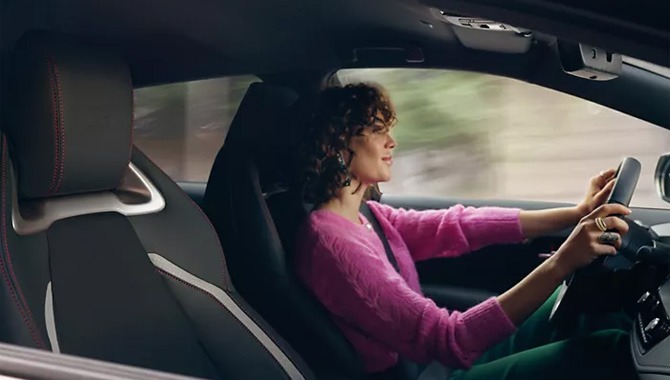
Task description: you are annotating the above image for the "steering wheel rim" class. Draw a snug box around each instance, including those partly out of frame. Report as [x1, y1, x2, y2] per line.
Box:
[549, 157, 643, 323]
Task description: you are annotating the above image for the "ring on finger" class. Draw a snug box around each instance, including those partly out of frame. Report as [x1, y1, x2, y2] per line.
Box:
[598, 231, 619, 245]
[594, 217, 608, 232]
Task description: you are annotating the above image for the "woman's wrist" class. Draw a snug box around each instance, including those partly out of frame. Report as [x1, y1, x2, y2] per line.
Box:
[544, 254, 572, 282]
[572, 204, 590, 223]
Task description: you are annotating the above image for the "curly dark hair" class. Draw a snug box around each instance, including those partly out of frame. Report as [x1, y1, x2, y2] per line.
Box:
[295, 82, 397, 206]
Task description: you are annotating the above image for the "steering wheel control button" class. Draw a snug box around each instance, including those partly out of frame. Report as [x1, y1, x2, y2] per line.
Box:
[644, 318, 660, 333]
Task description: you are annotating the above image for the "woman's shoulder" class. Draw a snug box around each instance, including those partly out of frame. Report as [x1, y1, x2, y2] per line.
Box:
[299, 209, 361, 247]
[297, 209, 381, 261]
[294, 211, 369, 276]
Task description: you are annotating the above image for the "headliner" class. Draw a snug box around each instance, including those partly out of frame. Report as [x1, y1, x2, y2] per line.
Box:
[1, 0, 668, 87]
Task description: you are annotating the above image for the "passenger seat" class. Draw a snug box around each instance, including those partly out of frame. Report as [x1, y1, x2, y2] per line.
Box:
[0, 31, 314, 380]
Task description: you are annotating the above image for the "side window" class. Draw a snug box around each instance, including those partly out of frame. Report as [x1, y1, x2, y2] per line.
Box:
[133, 75, 259, 182]
[338, 69, 670, 209]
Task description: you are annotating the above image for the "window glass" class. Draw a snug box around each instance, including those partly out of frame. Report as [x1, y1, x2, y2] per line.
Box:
[624, 57, 670, 78]
[339, 69, 670, 209]
[133, 75, 259, 182]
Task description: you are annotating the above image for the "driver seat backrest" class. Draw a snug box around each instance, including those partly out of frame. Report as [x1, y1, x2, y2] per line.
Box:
[204, 83, 371, 379]
[0, 31, 314, 380]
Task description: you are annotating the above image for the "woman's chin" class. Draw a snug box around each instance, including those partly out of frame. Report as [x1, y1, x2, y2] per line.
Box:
[376, 174, 392, 183]
[358, 171, 392, 186]
[360, 178, 390, 187]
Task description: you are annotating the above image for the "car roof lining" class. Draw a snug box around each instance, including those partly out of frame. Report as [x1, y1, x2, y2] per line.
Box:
[1, 0, 668, 127]
[3, 0, 666, 82]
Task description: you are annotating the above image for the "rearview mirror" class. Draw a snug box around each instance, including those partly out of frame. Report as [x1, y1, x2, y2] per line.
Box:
[655, 154, 670, 203]
[557, 40, 622, 81]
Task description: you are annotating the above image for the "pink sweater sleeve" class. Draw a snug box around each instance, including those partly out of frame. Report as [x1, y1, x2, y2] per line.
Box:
[368, 201, 524, 261]
[304, 235, 517, 368]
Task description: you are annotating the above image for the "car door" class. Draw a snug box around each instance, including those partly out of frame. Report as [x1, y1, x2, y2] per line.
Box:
[0, 342, 202, 380]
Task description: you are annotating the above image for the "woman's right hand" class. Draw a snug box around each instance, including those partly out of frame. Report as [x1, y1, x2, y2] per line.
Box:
[498, 203, 632, 326]
[552, 203, 631, 276]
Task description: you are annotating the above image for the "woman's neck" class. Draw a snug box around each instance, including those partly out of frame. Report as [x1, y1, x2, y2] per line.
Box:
[318, 183, 367, 224]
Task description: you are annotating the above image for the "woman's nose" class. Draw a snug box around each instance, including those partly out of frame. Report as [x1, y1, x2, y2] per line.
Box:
[387, 134, 397, 149]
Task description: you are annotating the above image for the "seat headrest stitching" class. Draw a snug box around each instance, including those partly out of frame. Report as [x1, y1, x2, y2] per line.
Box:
[0, 136, 48, 348]
[51, 56, 66, 194]
[49, 55, 66, 193]
[46, 55, 60, 195]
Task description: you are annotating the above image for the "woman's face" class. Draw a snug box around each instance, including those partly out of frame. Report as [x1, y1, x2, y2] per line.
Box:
[347, 121, 397, 187]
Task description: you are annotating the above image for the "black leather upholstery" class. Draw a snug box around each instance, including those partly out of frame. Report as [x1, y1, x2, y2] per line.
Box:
[204, 83, 367, 379]
[5, 32, 133, 200]
[0, 31, 314, 380]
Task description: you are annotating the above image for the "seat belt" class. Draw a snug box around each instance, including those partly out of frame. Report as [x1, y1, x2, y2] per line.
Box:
[360, 202, 400, 274]
[361, 200, 425, 380]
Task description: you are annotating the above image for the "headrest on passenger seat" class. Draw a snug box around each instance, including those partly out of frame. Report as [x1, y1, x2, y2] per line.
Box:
[223, 82, 299, 194]
[5, 31, 133, 200]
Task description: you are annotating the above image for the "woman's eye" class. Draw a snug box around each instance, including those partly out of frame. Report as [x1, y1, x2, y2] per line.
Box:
[373, 127, 388, 134]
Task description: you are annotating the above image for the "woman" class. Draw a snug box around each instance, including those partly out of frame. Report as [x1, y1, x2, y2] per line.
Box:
[293, 83, 636, 380]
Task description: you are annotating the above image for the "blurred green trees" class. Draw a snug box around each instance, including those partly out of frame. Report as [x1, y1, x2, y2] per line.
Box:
[339, 69, 501, 153]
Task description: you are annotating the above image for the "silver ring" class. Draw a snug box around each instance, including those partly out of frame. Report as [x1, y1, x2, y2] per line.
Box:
[598, 232, 619, 245]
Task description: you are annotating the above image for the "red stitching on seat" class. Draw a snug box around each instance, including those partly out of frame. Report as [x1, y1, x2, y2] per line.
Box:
[52, 59, 65, 193]
[155, 267, 290, 377]
[0, 136, 47, 348]
[46, 56, 60, 194]
[138, 152, 230, 286]
[157, 267, 224, 309]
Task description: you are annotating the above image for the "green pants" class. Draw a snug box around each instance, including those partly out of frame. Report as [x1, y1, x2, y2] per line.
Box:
[448, 289, 637, 380]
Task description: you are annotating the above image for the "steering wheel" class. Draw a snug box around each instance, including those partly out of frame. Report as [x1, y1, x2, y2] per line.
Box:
[549, 157, 652, 323]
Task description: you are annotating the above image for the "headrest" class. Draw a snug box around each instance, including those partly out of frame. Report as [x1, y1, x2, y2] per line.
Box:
[5, 31, 133, 200]
[224, 82, 299, 193]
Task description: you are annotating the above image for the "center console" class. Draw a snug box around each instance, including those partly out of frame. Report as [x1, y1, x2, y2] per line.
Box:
[633, 278, 670, 379]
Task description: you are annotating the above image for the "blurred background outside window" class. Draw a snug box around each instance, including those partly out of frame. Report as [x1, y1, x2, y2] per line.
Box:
[133, 75, 259, 182]
[339, 69, 670, 209]
[131, 70, 670, 209]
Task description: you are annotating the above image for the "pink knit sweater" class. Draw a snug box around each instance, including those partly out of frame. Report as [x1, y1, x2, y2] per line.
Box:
[294, 201, 525, 373]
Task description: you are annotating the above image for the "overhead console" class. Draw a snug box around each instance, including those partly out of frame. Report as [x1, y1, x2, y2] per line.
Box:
[434, 10, 533, 54]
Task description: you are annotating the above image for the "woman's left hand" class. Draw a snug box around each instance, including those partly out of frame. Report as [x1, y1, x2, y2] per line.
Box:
[576, 168, 617, 218]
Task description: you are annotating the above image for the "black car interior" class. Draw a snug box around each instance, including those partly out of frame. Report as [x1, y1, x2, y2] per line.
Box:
[0, 0, 669, 379]
[0, 31, 314, 380]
